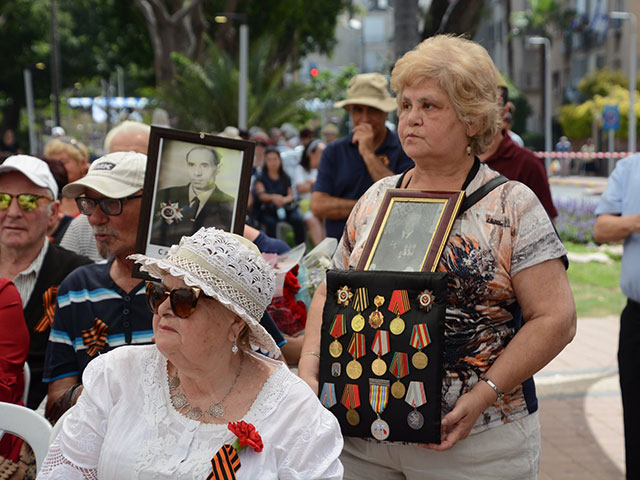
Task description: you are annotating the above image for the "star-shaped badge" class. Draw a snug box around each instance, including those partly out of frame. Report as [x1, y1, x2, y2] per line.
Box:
[417, 290, 434, 311]
[336, 285, 353, 307]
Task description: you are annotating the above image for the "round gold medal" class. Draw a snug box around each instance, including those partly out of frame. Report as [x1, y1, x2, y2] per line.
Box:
[346, 408, 360, 426]
[351, 314, 365, 332]
[412, 351, 429, 369]
[389, 317, 405, 335]
[329, 339, 343, 358]
[391, 379, 406, 399]
[346, 359, 363, 379]
[368, 310, 384, 329]
[371, 357, 387, 376]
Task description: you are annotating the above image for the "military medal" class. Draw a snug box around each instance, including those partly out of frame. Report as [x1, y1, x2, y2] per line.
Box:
[329, 314, 346, 358]
[405, 381, 427, 430]
[320, 382, 337, 409]
[389, 352, 410, 399]
[351, 287, 369, 332]
[417, 289, 435, 312]
[369, 379, 391, 441]
[341, 384, 361, 426]
[346, 333, 366, 379]
[337, 286, 353, 307]
[410, 323, 431, 369]
[368, 295, 385, 329]
[331, 362, 341, 377]
[370, 330, 390, 376]
[388, 289, 410, 335]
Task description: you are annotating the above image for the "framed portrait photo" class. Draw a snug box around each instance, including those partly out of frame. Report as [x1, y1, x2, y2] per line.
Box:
[356, 189, 464, 272]
[135, 126, 254, 262]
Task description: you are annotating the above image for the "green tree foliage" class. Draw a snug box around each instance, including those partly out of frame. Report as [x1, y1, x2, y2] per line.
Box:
[157, 39, 310, 132]
[578, 68, 629, 99]
[0, 0, 153, 129]
[558, 85, 640, 140]
[510, 0, 573, 37]
[309, 65, 359, 102]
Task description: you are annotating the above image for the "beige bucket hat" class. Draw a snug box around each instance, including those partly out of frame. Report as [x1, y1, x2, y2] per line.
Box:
[334, 73, 397, 112]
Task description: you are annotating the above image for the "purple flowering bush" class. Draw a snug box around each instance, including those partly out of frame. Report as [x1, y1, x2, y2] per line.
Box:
[554, 198, 598, 244]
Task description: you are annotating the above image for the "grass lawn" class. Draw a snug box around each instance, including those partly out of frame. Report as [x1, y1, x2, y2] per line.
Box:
[564, 242, 626, 318]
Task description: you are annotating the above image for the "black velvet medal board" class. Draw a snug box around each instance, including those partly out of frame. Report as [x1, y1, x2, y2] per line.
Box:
[319, 269, 447, 444]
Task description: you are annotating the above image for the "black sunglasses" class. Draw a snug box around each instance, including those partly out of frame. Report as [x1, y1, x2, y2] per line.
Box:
[0, 193, 53, 212]
[76, 194, 143, 216]
[145, 281, 210, 318]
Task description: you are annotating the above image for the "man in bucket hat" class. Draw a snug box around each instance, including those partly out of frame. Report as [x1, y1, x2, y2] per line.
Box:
[0, 155, 91, 408]
[312, 73, 413, 239]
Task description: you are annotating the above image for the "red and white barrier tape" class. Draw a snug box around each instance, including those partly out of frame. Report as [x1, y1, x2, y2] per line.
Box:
[534, 151, 635, 159]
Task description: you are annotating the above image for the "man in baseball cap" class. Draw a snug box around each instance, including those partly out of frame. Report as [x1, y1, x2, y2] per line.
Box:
[312, 73, 414, 239]
[43, 151, 155, 418]
[0, 155, 91, 408]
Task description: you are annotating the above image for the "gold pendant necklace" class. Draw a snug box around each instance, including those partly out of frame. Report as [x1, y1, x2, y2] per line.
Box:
[168, 354, 244, 420]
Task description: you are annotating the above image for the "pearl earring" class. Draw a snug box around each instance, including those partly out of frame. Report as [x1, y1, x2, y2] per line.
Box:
[232, 338, 238, 355]
[466, 144, 472, 156]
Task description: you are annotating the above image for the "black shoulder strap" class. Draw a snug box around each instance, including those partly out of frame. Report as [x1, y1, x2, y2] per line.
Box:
[458, 175, 508, 216]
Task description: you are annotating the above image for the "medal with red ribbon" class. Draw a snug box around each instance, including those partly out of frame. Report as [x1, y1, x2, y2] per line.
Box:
[410, 323, 431, 370]
[346, 333, 366, 380]
[370, 330, 390, 376]
[341, 383, 361, 426]
[351, 287, 369, 332]
[369, 378, 391, 440]
[389, 352, 410, 399]
[329, 314, 346, 358]
[405, 381, 427, 430]
[388, 290, 410, 335]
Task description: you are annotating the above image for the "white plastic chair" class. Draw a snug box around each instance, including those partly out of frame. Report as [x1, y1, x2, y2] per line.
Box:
[22, 361, 30, 406]
[0, 402, 52, 472]
[49, 405, 75, 445]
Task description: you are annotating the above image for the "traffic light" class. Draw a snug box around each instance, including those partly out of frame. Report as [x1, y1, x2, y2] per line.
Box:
[310, 62, 319, 78]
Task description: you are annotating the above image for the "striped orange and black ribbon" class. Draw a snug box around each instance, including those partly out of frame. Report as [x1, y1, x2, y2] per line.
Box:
[206, 444, 241, 480]
[81, 318, 109, 357]
[34, 285, 58, 333]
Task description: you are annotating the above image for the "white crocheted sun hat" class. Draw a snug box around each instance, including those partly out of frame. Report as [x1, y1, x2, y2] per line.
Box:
[129, 227, 279, 357]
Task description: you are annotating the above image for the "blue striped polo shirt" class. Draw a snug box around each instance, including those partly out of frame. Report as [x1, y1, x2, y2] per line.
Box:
[43, 261, 153, 383]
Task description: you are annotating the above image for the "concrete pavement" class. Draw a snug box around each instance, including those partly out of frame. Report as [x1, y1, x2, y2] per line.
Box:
[536, 316, 625, 479]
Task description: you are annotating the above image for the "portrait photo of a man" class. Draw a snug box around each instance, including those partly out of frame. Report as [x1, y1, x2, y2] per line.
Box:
[368, 200, 444, 272]
[150, 143, 239, 249]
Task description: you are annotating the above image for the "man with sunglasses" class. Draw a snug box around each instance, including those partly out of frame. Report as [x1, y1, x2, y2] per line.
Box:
[42, 152, 155, 418]
[0, 155, 91, 408]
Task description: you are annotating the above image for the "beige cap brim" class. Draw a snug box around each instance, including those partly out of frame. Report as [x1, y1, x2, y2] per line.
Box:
[62, 176, 141, 199]
[334, 97, 397, 112]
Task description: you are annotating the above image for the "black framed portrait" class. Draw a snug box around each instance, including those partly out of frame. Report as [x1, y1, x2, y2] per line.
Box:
[135, 126, 254, 262]
[357, 189, 464, 272]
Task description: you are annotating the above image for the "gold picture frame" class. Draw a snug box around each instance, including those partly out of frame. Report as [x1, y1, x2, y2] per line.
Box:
[356, 189, 464, 272]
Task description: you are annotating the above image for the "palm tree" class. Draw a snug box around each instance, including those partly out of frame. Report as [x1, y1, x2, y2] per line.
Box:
[157, 38, 309, 132]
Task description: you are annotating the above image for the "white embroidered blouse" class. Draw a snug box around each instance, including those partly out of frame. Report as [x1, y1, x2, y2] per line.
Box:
[37, 345, 343, 479]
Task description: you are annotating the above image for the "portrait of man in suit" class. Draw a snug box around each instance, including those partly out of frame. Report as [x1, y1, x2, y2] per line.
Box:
[151, 146, 236, 247]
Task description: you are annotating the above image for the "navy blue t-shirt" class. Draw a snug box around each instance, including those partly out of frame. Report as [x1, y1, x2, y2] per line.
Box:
[313, 129, 413, 239]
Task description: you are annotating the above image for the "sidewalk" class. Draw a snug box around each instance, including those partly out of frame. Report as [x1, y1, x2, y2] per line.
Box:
[548, 175, 608, 195]
[535, 316, 625, 479]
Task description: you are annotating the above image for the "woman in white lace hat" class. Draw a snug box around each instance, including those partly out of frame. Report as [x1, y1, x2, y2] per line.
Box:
[38, 227, 343, 480]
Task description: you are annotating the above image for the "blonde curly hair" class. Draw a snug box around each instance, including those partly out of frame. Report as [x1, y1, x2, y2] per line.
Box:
[390, 35, 502, 156]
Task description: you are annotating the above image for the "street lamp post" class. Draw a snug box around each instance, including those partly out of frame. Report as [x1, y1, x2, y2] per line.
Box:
[527, 36, 552, 171]
[215, 13, 249, 131]
[610, 11, 637, 153]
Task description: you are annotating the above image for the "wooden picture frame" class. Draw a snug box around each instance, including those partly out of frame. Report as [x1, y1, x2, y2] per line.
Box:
[134, 126, 254, 265]
[356, 189, 464, 272]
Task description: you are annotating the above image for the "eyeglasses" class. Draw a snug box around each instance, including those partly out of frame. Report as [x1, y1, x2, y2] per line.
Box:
[145, 281, 210, 318]
[0, 193, 53, 212]
[76, 194, 143, 216]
